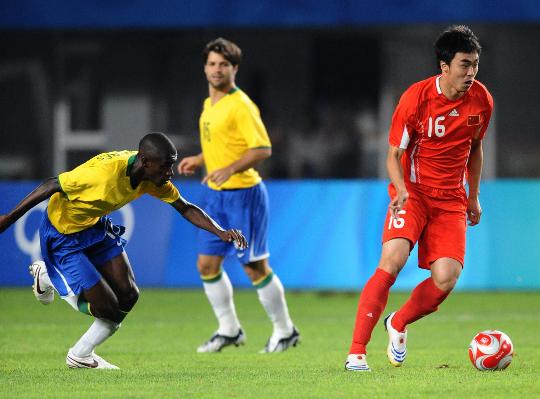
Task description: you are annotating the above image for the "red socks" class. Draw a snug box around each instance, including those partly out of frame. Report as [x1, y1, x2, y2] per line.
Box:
[349, 268, 396, 354]
[349, 271, 451, 354]
[392, 277, 450, 332]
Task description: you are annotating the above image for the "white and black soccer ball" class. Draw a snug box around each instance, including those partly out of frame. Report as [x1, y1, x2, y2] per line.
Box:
[468, 330, 513, 371]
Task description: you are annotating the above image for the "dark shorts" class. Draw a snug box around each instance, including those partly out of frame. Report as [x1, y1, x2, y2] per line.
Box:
[39, 213, 126, 297]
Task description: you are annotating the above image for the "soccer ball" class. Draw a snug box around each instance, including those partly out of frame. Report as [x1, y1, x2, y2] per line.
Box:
[468, 330, 513, 371]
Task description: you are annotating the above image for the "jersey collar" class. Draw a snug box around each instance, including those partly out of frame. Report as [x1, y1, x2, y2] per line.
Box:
[126, 154, 136, 176]
[435, 75, 443, 94]
[435, 75, 469, 103]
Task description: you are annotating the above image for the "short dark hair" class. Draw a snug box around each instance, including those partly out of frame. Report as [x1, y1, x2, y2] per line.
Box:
[203, 37, 242, 66]
[138, 132, 176, 160]
[434, 25, 481, 69]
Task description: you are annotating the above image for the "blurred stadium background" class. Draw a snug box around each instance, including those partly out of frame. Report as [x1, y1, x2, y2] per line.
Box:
[1, 1, 539, 291]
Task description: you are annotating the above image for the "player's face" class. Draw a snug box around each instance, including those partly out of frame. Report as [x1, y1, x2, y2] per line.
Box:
[204, 51, 237, 90]
[146, 153, 177, 186]
[442, 52, 479, 94]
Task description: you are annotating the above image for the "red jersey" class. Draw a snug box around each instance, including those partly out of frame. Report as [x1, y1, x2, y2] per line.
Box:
[388, 75, 493, 190]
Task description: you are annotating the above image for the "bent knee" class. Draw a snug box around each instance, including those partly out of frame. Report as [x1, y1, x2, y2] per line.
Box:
[378, 253, 408, 276]
[197, 258, 221, 277]
[118, 285, 139, 311]
[433, 276, 458, 292]
[431, 259, 462, 292]
[243, 259, 270, 282]
[378, 239, 410, 276]
[92, 297, 122, 322]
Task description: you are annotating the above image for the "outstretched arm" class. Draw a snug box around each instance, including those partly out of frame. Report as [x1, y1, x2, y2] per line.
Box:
[0, 177, 61, 234]
[170, 196, 247, 249]
[202, 147, 271, 187]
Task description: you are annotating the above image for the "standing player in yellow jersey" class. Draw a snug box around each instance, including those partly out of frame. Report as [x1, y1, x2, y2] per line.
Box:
[178, 38, 299, 353]
[0, 132, 246, 369]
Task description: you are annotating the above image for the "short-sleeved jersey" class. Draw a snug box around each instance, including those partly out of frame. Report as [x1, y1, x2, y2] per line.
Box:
[48, 150, 180, 234]
[199, 88, 271, 190]
[389, 75, 493, 190]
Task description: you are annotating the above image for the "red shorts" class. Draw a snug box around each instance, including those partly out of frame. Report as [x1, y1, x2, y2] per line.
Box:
[382, 183, 468, 269]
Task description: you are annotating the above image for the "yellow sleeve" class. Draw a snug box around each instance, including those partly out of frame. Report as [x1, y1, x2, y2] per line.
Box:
[143, 181, 181, 203]
[235, 103, 271, 149]
[57, 165, 103, 201]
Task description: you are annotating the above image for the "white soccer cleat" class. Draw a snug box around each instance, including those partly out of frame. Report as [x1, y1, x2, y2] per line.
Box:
[66, 348, 119, 369]
[28, 261, 54, 305]
[345, 354, 371, 371]
[260, 327, 300, 353]
[384, 312, 407, 367]
[197, 329, 246, 353]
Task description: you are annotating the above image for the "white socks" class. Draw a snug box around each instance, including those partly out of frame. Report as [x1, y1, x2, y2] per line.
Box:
[203, 270, 294, 339]
[256, 273, 294, 339]
[62, 295, 80, 312]
[203, 271, 242, 336]
[71, 318, 121, 358]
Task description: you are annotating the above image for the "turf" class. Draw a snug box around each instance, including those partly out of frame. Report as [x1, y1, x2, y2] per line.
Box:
[1, 289, 539, 398]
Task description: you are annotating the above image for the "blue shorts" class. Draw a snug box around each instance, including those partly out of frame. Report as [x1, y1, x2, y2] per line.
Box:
[39, 213, 126, 297]
[197, 182, 269, 264]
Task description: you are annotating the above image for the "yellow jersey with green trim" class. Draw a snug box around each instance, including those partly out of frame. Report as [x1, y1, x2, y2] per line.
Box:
[200, 88, 271, 190]
[47, 150, 180, 234]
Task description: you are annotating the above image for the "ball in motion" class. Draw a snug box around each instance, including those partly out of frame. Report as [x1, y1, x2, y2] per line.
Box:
[468, 330, 513, 371]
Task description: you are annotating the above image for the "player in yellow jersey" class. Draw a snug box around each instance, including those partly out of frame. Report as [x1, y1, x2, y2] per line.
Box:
[0, 132, 246, 369]
[178, 38, 299, 353]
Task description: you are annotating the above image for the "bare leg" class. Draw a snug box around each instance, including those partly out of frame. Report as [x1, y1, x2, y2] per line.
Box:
[98, 251, 140, 316]
[70, 253, 138, 361]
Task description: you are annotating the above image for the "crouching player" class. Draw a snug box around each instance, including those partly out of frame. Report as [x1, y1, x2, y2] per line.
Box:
[0, 132, 246, 369]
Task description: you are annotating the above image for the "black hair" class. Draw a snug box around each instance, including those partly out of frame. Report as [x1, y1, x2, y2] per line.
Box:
[203, 37, 242, 66]
[138, 132, 176, 160]
[434, 25, 481, 69]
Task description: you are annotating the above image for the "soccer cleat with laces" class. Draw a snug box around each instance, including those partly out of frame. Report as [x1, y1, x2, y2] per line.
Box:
[384, 311, 407, 367]
[29, 261, 55, 305]
[345, 354, 371, 371]
[197, 329, 246, 353]
[260, 327, 300, 353]
[66, 348, 119, 369]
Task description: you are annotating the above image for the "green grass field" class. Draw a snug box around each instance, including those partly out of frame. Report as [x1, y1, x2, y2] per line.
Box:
[1, 289, 539, 398]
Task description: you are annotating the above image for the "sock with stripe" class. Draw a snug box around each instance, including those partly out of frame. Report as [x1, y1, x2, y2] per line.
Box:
[62, 295, 129, 323]
[349, 268, 396, 355]
[255, 271, 294, 339]
[77, 296, 94, 316]
[71, 318, 121, 358]
[391, 277, 450, 332]
[62, 295, 94, 317]
[202, 269, 242, 336]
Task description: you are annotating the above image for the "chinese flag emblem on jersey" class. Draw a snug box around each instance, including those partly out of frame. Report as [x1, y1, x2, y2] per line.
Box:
[467, 115, 480, 126]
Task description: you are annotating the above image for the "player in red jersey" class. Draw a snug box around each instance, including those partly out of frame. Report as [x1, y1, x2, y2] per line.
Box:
[345, 25, 493, 371]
